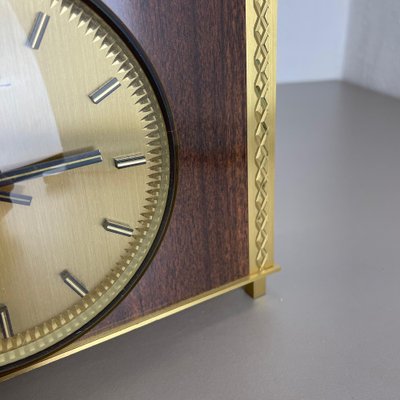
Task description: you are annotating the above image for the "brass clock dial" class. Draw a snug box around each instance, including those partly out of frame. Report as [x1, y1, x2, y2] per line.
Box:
[0, 0, 176, 371]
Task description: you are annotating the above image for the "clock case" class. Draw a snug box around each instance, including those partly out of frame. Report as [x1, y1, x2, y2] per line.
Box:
[1, 0, 279, 381]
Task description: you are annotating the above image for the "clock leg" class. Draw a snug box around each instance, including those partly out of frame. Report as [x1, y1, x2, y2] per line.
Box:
[244, 278, 266, 299]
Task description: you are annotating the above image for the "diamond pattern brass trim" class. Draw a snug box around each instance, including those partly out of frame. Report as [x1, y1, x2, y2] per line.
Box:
[247, 0, 277, 272]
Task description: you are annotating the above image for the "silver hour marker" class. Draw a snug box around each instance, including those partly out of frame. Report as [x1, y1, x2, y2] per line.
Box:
[89, 78, 121, 104]
[28, 12, 50, 50]
[114, 154, 147, 169]
[61, 270, 89, 297]
[0, 304, 14, 339]
[103, 219, 134, 237]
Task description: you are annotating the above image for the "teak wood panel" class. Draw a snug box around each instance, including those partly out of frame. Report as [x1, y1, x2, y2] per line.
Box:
[88, 0, 249, 336]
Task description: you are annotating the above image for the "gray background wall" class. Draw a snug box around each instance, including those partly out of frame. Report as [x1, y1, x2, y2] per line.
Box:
[278, 0, 351, 83]
[279, 0, 400, 99]
[343, 0, 400, 99]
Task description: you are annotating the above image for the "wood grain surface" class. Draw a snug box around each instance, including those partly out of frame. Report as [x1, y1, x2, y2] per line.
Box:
[87, 0, 249, 336]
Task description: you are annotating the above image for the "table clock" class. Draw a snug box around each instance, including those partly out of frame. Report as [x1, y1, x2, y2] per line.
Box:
[0, 0, 278, 380]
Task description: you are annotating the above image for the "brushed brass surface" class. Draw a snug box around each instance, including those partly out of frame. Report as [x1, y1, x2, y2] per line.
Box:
[0, 0, 172, 367]
[246, 0, 277, 274]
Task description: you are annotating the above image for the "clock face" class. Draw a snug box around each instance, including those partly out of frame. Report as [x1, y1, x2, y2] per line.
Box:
[0, 0, 175, 371]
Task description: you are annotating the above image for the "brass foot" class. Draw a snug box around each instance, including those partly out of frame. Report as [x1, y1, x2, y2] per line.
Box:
[244, 278, 266, 299]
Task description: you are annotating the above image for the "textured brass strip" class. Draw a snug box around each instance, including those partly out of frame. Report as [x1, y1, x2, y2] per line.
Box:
[246, 0, 277, 273]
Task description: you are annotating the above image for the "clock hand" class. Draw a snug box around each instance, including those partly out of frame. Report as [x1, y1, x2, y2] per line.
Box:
[0, 150, 102, 188]
[0, 191, 32, 206]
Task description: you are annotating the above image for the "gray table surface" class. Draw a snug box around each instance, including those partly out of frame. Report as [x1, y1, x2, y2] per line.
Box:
[2, 81, 400, 399]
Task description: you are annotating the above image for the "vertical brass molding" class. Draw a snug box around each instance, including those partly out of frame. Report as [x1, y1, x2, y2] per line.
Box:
[246, 0, 277, 273]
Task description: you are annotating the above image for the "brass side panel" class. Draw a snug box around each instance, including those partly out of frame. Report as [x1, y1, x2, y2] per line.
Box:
[247, 0, 277, 273]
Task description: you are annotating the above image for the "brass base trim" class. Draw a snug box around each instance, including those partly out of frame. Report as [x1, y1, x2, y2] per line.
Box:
[0, 266, 280, 383]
